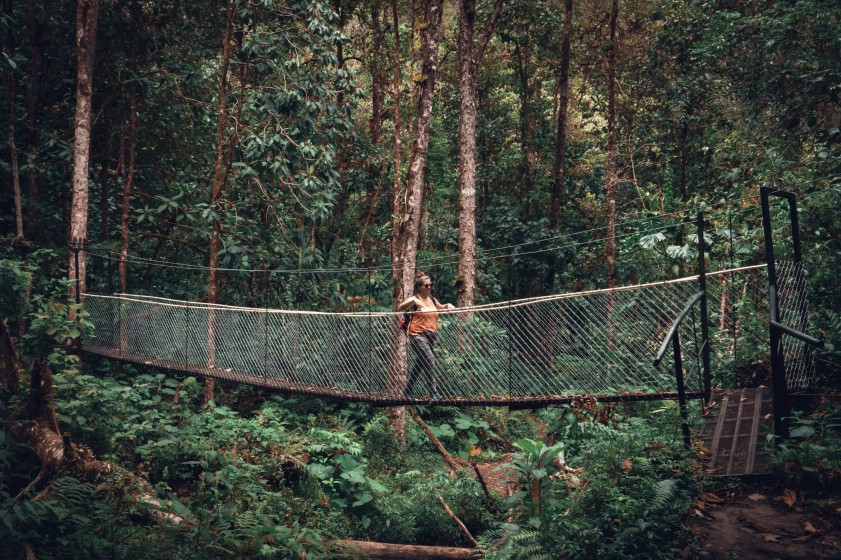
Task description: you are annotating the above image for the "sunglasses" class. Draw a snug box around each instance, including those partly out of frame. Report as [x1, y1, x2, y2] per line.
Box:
[422, 283, 432, 287]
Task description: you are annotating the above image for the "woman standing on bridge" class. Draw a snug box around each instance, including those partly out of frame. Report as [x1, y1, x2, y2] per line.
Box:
[397, 273, 456, 401]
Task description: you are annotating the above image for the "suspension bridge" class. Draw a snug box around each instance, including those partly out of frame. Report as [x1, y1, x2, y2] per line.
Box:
[81, 268, 746, 407]
[75, 189, 824, 472]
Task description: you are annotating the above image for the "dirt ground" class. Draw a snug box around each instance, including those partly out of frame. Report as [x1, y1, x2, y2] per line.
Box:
[687, 478, 841, 559]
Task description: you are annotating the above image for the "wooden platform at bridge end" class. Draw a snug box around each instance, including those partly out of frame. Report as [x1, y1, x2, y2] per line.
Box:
[699, 387, 775, 477]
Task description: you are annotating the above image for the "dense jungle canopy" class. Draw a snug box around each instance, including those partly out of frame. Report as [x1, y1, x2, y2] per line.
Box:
[1, 0, 840, 558]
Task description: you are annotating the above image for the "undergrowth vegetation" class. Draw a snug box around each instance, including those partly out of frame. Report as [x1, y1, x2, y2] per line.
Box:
[2, 354, 707, 559]
[0, 266, 838, 559]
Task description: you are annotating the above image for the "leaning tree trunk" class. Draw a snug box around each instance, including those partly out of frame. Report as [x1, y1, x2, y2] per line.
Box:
[388, 0, 444, 439]
[68, 0, 99, 314]
[204, 0, 236, 405]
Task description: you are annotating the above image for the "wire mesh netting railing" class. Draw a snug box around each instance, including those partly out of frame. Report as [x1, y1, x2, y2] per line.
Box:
[78, 269, 743, 406]
[775, 259, 817, 391]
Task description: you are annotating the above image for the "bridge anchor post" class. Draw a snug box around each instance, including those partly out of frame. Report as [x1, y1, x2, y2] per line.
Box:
[672, 331, 691, 449]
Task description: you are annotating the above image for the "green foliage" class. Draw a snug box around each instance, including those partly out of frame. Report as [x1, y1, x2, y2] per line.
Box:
[0, 259, 32, 318]
[1, 0, 839, 557]
[774, 407, 841, 489]
[481, 405, 697, 560]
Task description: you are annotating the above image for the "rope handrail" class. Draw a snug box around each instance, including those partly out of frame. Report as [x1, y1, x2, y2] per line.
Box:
[82, 264, 768, 315]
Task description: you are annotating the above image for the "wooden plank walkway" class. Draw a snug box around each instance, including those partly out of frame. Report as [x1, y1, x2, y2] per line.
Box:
[80, 343, 703, 408]
[700, 387, 775, 476]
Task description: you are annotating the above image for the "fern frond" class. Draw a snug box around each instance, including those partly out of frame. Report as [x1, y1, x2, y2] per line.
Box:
[652, 478, 677, 510]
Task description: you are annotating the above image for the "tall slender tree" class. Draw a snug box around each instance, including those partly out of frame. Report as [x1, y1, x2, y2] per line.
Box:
[23, 0, 50, 226]
[2, 0, 23, 241]
[603, 0, 619, 351]
[118, 3, 139, 294]
[546, 0, 573, 292]
[204, 0, 236, 404]
[456, 0, 504, 309]
[388, 0, 444, 439]
[604, 0, 618, 292]
[68, 0, 99, 302]
[394, 0, 444, 303]
[389, 0, 403, 277]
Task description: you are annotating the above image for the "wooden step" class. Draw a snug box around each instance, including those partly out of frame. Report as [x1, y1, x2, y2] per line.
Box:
[700, 387, 775, 476]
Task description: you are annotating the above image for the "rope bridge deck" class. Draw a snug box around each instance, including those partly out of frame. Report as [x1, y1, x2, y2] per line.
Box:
[80, 269, 756, 407]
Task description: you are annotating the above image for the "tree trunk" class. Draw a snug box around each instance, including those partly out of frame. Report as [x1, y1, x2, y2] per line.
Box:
[361, 2, 386, 261]
[604, 0, 619, 347]
[546, 0, 573, 294]
[514, 36, 539, 208]
[677, 118, 690, 203]
[119, 4, 139, 294]
[98, 112, 111, 242]
[0, 316, 21, 395]
[370, 2, 385, 146]
[550, 0, 573, 233]
[604, 0, 618, 291]
[456, 0, 503, 309]
[68, 0, 99, 309]
[387, 0, 409, 438]
[389, 0, 403, 281]
[398, 0, 443, 300]
[4, 64, 23, 241]
[457, 0, 477, 309]
[330, 540, 479, 560]
[388, 0, 444, 439]
[1, 1, 23, 239]
[205, 0, 236, 404]
[23, 0, 51, 226]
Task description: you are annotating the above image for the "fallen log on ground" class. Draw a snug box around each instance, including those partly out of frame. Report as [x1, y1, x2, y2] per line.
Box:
[330, 539, 481, 559]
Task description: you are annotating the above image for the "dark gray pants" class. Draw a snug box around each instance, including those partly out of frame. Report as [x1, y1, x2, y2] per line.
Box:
[408, 333, 437, 396]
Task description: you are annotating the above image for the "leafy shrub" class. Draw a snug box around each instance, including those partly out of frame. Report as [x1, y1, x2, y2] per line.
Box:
[774, 406, 841, 490]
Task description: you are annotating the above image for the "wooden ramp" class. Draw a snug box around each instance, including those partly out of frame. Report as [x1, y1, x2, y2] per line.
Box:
[700, 387, 775, 476]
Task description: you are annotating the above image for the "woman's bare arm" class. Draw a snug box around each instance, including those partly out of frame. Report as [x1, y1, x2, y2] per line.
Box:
[397, 297, 420, 311]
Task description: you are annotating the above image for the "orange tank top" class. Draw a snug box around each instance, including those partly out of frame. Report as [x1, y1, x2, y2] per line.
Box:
[408, 297, 438, 335]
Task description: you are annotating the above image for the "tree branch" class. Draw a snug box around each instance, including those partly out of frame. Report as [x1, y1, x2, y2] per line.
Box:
[436, 491, 479, 546]
[407, 406, 465, 472]
[474, 0, 504, 67]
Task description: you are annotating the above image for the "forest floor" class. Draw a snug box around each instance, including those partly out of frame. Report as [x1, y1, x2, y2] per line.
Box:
[684, 374, 841, 558]
[687, 476, 841, 559]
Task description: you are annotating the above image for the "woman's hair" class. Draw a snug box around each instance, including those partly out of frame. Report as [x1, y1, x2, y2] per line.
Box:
[413, 271, 431, 294]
